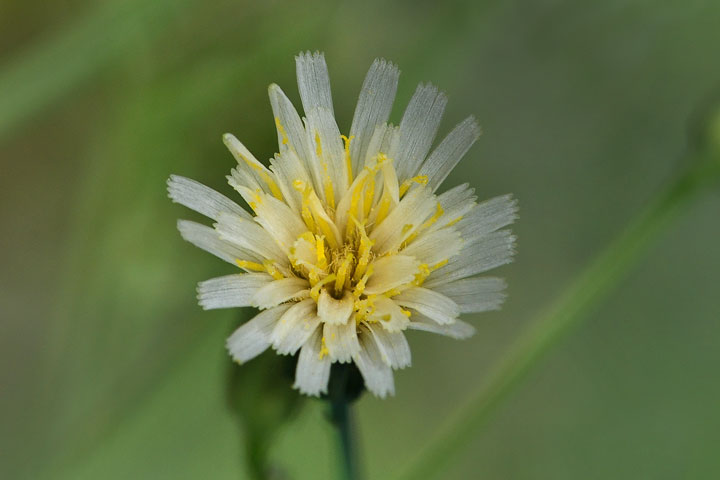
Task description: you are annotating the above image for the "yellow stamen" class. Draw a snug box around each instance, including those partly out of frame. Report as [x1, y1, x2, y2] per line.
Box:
[341, 134, 354, 185]
[310, 274, 336, 302]
[352, 219, 374, 282]
[263, 260, 285, 280]
[315, 235, 328, 270]
[335, 252, 354, 292]
[235, 259, 265, 272]
[353, 264, 374, 297]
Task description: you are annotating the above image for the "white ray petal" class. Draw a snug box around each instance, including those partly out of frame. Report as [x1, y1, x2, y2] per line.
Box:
[167, 175, 250, 221]
[392, 83, 447, 182]
[197, 273, 273, 310]
[349, 59, 400, 175]
[296, 51, 334, 112]
[407, 313, 476, 339]
[393, 287, 459, 325]
[419, 116, 481, 192]
[177, 220, 262, 265]
[400, 227, 463, 267]
[429, 230, 516, 286]
[226, 304, 292, 364]
[293, 327, 331, 396]
[252, 277, 310, 309]
[305, 106, 348, 200]
[370, 296, 411, 332]
[425, 277, 507, 313]
[364, 255, 420, 295]
[268, 83, 312, 161]
[366, 323, 411, 369]
[271, 298, 319, 355]
[317, 290, 354, 325]
[370, 186, 437, 255]
[353, 325, 395, 398]
[456, 194, 519, 239]
[323, 318, 360, 363]
[233, 186, 306, 254]
[223, 133, 281, 197]
[215, 212, 287, 265]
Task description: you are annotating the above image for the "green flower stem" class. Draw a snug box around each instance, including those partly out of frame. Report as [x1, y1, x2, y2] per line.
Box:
[329, 365, 361, 480]
[395, 150, 720, 480]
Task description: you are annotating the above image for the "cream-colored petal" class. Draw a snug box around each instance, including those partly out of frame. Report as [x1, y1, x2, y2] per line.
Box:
[177, 220, 262, 266]
[366, 323, 411, 369]
[369, 296, 410, 333]
[407, 312, 475, 339]
[270, 298, 319, 355]
[293, 327, 331, 396]
[427, 277, 507, 313]
[226, 304, 292, 364]
[364, 255, 420, 295]
[392, 287, 459, 325]
[349, 59, 399, 176]
[252, 277, 310, 309]
[317, 290, 354, 325]
[323, 317, 360, 363]
[167, 175, 251, 221]
[197, 273, 273, 310]
[215, 212, 287, 265]
[352, 325, 395, 398]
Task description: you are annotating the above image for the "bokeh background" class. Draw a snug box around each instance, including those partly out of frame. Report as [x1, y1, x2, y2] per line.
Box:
[2, 0, 720, 478]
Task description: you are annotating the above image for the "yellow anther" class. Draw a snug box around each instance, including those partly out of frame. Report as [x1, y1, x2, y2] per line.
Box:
[341, 134, 354, 185]
[263, 260, 285, 280]
[352, 219, 374, 282]
[315, 235, 328, 270]
[310, 274, 336, 302]
[399, 175, 429, 197]
[353, 264, 374, 297]
[235, 259, 265, 272]
[293, 180, 316, 232]
[335, 252, 354, 292]
[401, 308, 412, 317]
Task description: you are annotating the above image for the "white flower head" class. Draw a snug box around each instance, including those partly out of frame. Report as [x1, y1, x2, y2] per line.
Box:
[168, 52, 517, 398]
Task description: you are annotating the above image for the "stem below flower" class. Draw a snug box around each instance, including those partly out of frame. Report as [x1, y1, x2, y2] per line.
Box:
[394, 149, 720, 480]
[328, 363, 363, 480]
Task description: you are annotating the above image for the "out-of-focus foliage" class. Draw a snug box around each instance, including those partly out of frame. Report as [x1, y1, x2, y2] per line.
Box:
[1, 0, 719, 479]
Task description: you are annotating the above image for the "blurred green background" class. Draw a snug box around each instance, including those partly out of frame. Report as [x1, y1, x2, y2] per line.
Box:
[2, 0, 719, 478]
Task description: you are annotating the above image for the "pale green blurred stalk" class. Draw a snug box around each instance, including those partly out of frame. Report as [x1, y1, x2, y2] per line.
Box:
[396, 123, 720, 480]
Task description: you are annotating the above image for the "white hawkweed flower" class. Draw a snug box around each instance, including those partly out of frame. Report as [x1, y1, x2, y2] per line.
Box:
[168, 52, 517, 398]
